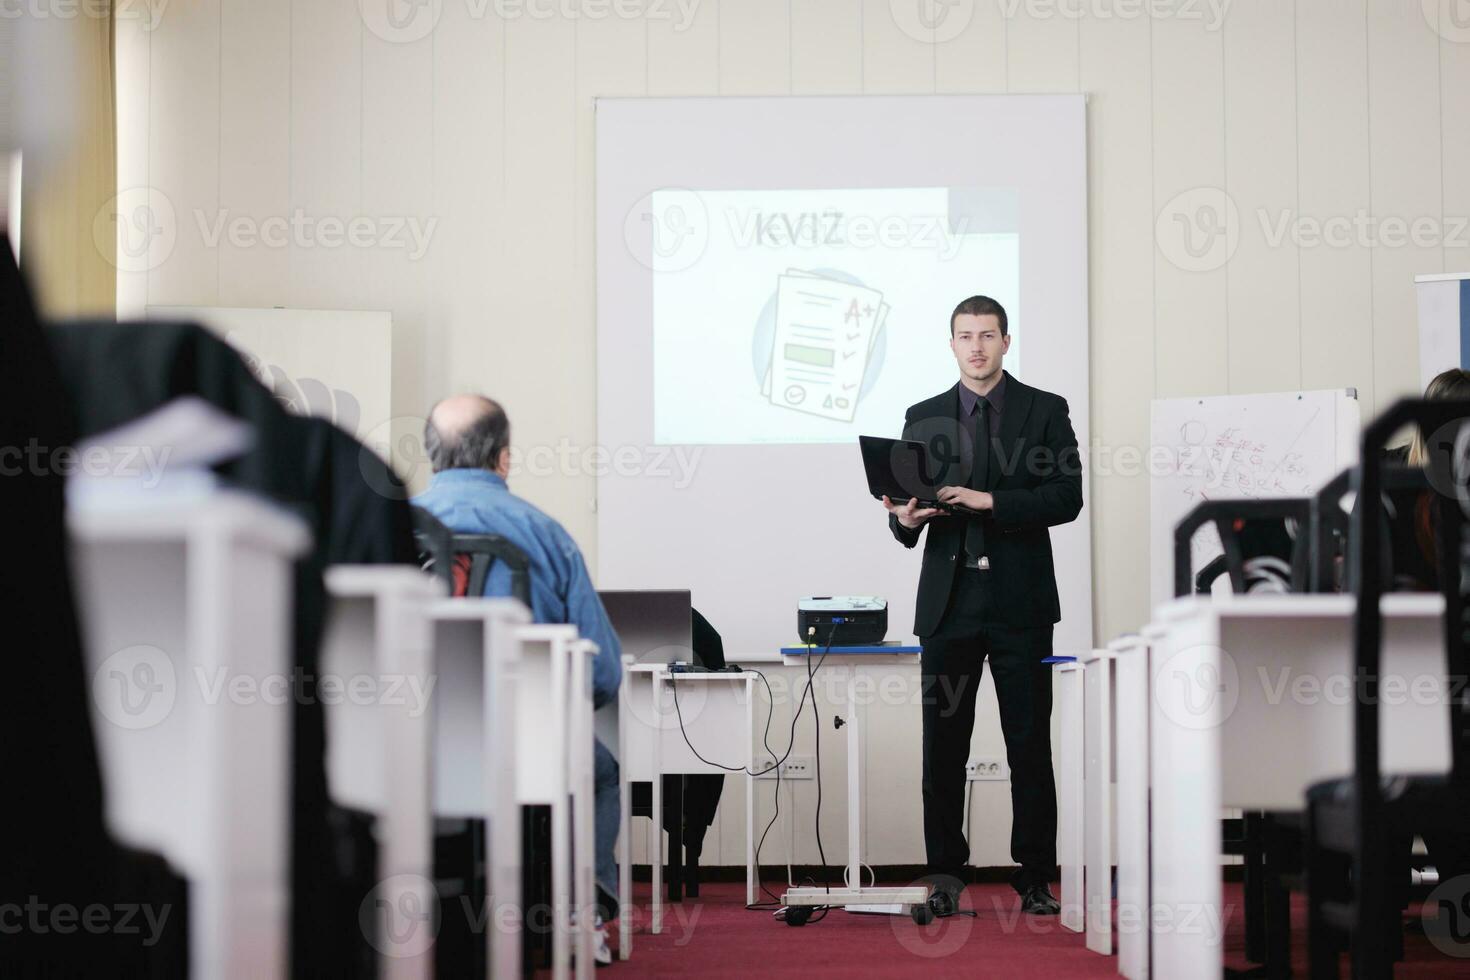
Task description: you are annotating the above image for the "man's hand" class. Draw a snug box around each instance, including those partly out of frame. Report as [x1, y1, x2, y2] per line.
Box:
[882, 495, 944, 530]
[936, 487, 993, 512]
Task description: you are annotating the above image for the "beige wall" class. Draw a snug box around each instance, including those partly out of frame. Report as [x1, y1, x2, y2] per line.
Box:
[19, 7, 115, 316]
[114, 0, 1470, 867]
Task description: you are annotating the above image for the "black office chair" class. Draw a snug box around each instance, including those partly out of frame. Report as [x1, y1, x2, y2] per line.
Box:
[411, 506, 531, 603]
[1311, 462, 1444, 596]
[1174, 498, 1312, 598]
[1304, 398, 1470, 978]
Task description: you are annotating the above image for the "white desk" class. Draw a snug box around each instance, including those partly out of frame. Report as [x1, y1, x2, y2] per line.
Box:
[70, 488, 309, 980]
[778, 649, 930, 921]
[1149, 593, 1452, 979]
[1080, 647, 1117, 955]
[321, 566, 444, 977]
[615, 665, 664, 935]
[603, 655, 635, 960]
[1113, 628, 1157, 980]
[426, 597, 530, 980]
[566, 638, 600, 979]
[1055, 659, 1086, 934]
[512, 624, 592, 980]
[649, 668, 759, 927]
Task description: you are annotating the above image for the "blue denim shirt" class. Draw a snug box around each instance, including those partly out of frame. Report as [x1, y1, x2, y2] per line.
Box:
[413, 468, 623, 708]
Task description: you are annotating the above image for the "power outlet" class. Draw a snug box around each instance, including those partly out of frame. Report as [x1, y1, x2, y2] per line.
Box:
[754, 755, 815, 780]
[966, 757, 1009, 781]
[782, 756, 814, 780]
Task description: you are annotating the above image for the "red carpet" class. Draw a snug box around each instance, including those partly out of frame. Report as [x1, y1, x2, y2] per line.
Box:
[598, 881, 1119, 978]
[561, 879, 1470, 977]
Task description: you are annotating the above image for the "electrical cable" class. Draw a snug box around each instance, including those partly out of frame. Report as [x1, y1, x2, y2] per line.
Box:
[763, 624, 837, 917]
[664, 666, 787, 907]
[809, 624, 834, 893]
[662, 625, 836, 911]
[841, 863, 878, 889]
[788, 624, 838, 922]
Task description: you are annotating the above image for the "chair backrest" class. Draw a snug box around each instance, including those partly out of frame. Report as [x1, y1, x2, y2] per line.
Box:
[1309, 467, 1354, 592]
[451, 534, 532, 605]
[1313, 463, 1445, 594]
[1172, 498, 1312, 597]
[411, 506, 532, 605]
[411, 507, 454, 591]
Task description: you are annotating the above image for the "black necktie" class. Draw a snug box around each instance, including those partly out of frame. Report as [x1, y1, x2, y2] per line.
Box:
[965, 399, 989, 558]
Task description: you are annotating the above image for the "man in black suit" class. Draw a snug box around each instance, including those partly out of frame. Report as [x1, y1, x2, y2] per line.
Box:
[882, 295, 1083, 917]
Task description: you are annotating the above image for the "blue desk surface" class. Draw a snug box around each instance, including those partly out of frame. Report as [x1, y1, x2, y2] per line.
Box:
[780, 644, 923, 655]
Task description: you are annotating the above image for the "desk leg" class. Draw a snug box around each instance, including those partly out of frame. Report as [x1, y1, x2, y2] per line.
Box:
[1115, 653, 1150, 980]
[1243, 811, 1265, 964]
[846, 669, 860, 891]
[1085, 658, 1114, 955]
[1058, 666, 1085, 933]
[552, 789, 571, 980]
[667, 776, 684, 902]
[488, 627, 521, 980]
[1149, 641, 1224, 978]
[651, 680, 663, 935]
[747, 683, 755, 907]
[618, 744, 631, 960]
[1262, 814, 1292, 979]
[574, 721, 594, 979]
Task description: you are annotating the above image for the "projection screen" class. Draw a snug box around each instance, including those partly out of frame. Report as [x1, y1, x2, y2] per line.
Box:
[595, 95, 1091, 659]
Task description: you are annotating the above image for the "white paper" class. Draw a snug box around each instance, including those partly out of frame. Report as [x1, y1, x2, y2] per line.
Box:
[765, 272, 885, 422]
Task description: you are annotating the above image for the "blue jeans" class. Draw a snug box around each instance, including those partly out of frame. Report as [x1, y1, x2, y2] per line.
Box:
[594, 736, 619, 899]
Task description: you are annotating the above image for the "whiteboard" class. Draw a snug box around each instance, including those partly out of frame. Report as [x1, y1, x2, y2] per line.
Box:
[146, 306, 393, 449]
[1149, 389, 1360, 608]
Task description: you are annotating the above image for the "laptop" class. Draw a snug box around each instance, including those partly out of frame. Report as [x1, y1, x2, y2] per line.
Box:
[859, 435, 948, 509]
[858, 431, 987, 517]
[596, 588, 692, 664]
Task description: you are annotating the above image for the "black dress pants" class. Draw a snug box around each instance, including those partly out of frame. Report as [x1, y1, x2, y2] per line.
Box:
[920, 567, 1057, 892]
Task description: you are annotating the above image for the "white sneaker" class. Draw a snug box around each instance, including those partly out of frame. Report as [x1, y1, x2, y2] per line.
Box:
[591, 913, 613, 967]
[571, 910, 614, 967]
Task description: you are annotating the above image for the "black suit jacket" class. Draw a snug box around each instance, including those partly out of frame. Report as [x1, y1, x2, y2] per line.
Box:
[889, 371, 1083, 636]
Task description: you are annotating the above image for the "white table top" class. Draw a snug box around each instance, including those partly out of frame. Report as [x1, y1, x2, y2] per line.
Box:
[325, 564, 446, 599]
[68, 485, 310, 554]
[1156, 591, 1444, 623]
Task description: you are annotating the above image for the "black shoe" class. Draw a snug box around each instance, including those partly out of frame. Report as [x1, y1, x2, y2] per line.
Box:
[926, 888, 958, 918]
[923, 875, 964, 918]
[1020, 883, 1061, 916]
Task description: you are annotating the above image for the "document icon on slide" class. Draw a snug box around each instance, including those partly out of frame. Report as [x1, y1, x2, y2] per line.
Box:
[763, 271, 885, 423]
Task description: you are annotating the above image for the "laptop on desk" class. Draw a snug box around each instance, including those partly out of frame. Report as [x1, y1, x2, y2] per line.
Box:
[594, 589, 692, 760]
[597, 588, 691, 664]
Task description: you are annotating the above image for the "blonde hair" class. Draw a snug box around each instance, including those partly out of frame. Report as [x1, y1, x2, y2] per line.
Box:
[1408, 368, 1470, 466]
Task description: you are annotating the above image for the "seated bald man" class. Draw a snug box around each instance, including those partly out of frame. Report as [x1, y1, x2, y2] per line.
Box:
[413, 394, 623, 964]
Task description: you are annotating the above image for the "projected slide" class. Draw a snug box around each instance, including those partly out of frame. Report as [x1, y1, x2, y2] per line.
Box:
[650, 187, 1020, 445]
